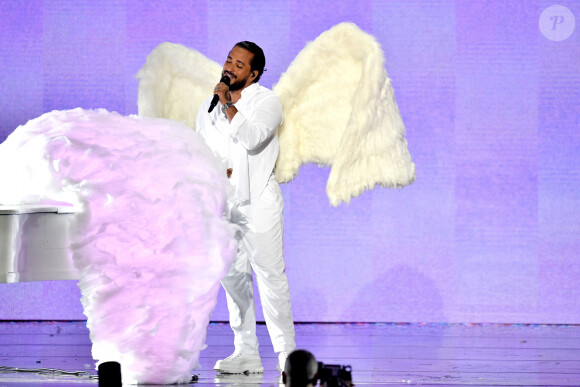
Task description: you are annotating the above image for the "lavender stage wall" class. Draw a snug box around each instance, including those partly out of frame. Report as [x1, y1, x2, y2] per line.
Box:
[1, 0, 579, 323]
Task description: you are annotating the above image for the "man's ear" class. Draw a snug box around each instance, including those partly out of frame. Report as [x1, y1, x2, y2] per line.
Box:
[251, 70, 257, 79]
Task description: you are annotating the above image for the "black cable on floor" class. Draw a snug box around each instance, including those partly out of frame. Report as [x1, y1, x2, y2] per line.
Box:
[0, 366, 98, 380]
[0, 367, 199, 384]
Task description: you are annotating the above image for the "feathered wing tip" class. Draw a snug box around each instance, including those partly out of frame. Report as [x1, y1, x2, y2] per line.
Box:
[273, 22, 415, 205]
[326, 73, 416, 206]
[136, 42, 222, 129]
[325, 31, 416, 206]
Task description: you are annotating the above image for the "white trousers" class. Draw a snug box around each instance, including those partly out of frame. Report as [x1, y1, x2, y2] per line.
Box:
[222, 176, 296, 355]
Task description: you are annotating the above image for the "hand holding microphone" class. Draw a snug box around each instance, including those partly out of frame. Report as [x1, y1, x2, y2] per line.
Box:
[208, 75, 230, 113]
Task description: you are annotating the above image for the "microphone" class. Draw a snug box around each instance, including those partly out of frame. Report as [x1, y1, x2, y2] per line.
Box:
[208, 75, 230, 113]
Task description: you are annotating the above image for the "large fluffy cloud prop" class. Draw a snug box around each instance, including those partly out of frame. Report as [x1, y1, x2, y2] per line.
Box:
[0, 108, 237, 384]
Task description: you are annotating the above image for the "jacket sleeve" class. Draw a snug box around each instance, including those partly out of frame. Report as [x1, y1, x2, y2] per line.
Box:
[228, 94, 282, 152]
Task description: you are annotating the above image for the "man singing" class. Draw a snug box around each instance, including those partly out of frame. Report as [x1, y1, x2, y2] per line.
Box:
[195, 41, 296, 373]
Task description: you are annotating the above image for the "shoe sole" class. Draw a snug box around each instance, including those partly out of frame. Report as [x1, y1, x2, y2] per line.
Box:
[214, 360, 264, 374]
[214, 367, 264, 374]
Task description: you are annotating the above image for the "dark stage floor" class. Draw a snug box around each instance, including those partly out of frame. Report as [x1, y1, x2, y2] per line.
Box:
[0, 321, 579, 386]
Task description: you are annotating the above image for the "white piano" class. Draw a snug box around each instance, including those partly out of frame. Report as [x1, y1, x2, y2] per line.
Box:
[0, 205, 78, 283]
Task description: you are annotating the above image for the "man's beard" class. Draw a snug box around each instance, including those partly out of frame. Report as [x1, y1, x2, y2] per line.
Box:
[224, 71, 249, 92]
[228, 77, 248, 91]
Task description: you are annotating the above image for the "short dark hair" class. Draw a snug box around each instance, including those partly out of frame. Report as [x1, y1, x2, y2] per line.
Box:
[235, 41, 266, 83]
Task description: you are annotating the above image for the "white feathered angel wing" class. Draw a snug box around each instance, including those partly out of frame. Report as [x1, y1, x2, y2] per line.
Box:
[273, 22, 415, 206]
[137, 42, 222, 128]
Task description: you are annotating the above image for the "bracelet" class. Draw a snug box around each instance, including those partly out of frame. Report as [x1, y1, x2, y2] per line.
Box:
[221, 101, 234, 113]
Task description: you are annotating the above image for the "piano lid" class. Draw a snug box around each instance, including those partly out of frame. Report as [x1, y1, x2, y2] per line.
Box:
[0, 204, 76, 215]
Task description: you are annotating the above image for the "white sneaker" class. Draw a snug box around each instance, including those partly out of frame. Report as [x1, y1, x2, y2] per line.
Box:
[276, 351, 290, 372]
[214, 353, 264, 374]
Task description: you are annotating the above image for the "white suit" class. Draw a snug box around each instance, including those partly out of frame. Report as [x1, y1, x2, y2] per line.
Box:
[195, 83, 296, 356]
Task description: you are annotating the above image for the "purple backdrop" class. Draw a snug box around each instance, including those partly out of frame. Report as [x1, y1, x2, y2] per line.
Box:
[1, 0, 579, 323]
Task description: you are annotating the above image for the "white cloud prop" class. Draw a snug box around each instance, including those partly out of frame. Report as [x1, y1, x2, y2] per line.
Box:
[0, 108, 237, 384]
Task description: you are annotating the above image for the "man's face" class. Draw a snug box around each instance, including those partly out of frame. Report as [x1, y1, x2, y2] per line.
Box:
[222, 46, 256, 91]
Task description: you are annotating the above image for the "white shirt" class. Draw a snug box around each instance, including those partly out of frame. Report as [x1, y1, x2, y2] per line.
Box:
[195, 83, 282, 207]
